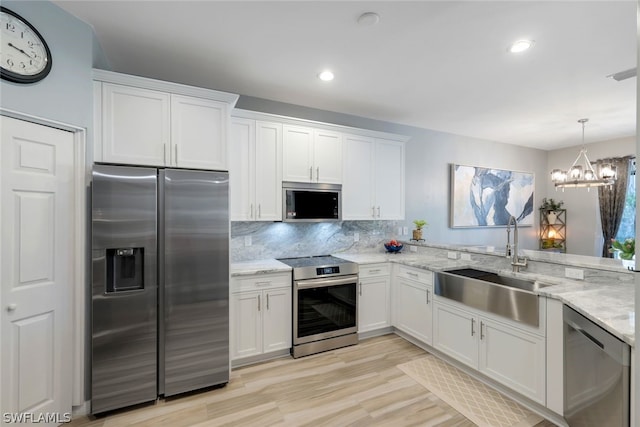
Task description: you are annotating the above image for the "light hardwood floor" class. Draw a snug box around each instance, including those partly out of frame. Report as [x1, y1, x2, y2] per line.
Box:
[69, 334, 557, 426]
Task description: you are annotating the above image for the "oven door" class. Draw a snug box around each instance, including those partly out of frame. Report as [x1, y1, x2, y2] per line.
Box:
[293, 275, 358, 345]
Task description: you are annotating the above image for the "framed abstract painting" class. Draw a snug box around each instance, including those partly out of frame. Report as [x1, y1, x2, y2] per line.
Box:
[450, 164, 534, 228]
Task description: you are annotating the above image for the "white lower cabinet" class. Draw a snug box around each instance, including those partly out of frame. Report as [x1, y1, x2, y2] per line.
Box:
[231, 273, 292, 361]
[358, 263, 391, 333]
[433, 297, 546, 404]
[393, 266, 433, 345]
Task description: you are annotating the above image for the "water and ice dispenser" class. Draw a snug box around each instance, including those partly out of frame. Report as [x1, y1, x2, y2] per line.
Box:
[106, 247, 144, 292]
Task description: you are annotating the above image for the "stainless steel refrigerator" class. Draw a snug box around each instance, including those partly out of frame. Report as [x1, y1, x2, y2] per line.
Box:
[91, 164, 229, 414]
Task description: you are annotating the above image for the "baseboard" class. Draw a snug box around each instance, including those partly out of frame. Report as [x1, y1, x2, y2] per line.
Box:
[72, 401, 90, 418]
[231, 348, 292, 369]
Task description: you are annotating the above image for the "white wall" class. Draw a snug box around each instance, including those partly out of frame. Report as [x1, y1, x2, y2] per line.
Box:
[547, 136, 635, 256]
[0, 1, 102, 129]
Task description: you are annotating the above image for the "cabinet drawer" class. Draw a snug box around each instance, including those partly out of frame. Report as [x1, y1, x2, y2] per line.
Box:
[359, 263, 390, 278]
[232, 273, 291, 292]
[396, 265, 432, 285]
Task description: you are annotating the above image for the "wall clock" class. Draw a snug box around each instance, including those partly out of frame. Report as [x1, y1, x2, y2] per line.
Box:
[1, 6, 52, 84]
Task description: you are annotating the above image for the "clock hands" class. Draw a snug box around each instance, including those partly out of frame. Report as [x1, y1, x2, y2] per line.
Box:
[7, 42, 33, 59]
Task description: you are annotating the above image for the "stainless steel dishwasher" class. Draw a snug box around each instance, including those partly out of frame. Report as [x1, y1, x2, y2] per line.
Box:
[563, 305, 630, 426]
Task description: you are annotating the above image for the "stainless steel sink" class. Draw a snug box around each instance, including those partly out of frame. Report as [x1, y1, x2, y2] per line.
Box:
[435, 268, 548, 327]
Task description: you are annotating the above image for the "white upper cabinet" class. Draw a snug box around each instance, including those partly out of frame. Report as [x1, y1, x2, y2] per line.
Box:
[374, 139, 404, 219]
[230, 118, 255, 221]
[230, 117, 282, 221]
[170, 94, 227, 170]
[101, 83, 170, 166]
[283, 125, 342, 183]
[94, 70, 238, 170]
[342, 134, 375, 219]
[343, 135, 405, 220]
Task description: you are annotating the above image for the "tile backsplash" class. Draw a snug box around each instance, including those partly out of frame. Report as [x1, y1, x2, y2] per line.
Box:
[231, 221, 400, 261]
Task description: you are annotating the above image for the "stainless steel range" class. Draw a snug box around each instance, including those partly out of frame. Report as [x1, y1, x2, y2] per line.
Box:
[278, 255, 359, 358]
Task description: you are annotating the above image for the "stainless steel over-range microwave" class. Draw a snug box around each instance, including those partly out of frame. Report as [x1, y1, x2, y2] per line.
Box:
[283, 181, 341, 222]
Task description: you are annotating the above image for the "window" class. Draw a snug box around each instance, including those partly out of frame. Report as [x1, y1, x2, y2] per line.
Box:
[614, 158, 635, 242]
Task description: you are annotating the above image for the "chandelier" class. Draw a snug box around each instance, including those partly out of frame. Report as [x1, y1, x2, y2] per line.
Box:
[550, 119, 616, 191]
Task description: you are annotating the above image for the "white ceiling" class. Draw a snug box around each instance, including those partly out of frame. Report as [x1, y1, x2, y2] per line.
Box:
[53, 1, 637, 150]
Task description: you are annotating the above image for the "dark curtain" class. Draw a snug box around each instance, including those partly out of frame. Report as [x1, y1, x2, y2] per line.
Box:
[597, 156, 632, 257]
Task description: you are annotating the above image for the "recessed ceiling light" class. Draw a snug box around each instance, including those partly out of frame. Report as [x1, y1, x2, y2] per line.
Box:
[318, 70, 334, 81]
[508, 39, 534, 53]
[357, 12, 380, 26]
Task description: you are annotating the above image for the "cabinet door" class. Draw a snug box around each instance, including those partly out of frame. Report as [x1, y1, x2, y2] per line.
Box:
[433, 301, 478, 368]
[230, 291, 262, 360]
[478, 318, 546, 404]
[171, 95, 227, 170]
[313, 129, 342, 184]
[254, 121, 282, 221]
[395, 278, 432, 344]
[358, 276, 390, 333]
[262, 287, 292, 353]
[282, 125, 313, 182]
[102, 83, 169, 166]
[342, 134, 375, 220]
[229, 118, 255, 221]
[374, 139, 404, 219]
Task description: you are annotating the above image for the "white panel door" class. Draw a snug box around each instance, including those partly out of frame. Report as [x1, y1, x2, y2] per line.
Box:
[1, 116, 74, 422]
[358, 276, 390, 333]
[171, 95, 227, 170]
[282, 125, 313, 182]
[230, 291, 262, 360]
[395, 279, 432, 344]
[230, 118, 255, 220]
[102, 83, 169, 166]
[312, 129, 342, 184]
[262, 288, 292, 353]
[254, 121, 282, 221]
[433, 301, 478, 369]
[342, 134, 375, 219]
[478, 317, 546, 404]
[374, 139, 404, 219]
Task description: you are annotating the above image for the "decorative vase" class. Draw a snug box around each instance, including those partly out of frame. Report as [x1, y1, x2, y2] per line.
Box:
[546, 211, 558, 224]
[412, 229, 423, 240]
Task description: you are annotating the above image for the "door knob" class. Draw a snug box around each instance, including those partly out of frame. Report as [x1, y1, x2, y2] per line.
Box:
[7, 303, 17, 312]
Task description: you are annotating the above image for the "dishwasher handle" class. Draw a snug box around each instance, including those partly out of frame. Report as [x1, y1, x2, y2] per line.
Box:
[574, 327, 604, 350]
[563, 305, 630, 366]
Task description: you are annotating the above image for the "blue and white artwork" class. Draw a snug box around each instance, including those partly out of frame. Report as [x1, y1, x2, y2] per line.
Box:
[450, 164, 534, 228]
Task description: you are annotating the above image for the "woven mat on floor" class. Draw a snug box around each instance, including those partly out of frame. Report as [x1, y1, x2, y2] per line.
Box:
[397, 355, 543, 427]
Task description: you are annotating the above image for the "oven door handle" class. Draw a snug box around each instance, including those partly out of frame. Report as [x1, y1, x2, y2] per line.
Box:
[295, 275, 358, 289]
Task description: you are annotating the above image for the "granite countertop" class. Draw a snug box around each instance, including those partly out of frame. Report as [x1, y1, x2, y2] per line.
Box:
[231, 252, 635, 347]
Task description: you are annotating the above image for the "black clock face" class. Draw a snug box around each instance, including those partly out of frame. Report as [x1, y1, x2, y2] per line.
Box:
[1, 6, 52, 84]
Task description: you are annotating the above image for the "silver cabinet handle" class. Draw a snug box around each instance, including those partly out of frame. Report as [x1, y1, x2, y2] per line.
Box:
[480, 321, 485, 340]
[163, 143, 167, 164]
[359, 282, 363, 296]
[471, 318, 475, 336]
[309, 167, 313, 181]
[426, 290, 430, 304]
[258, 204, 261, 218]
[7, 303, 17, 312]
[257, 295, 261, 311]
[174, 144, 178, 165]
[266, 293, 270, 310]
[377, 206, 381, 217]
[316, 166, 319, 182]
[372, 206, 376, 218]
[407, 272, 419, 278]
[368, 269, 381, 274]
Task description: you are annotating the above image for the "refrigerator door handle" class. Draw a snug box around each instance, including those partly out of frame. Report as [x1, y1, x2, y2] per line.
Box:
[158, 169, 166, 395]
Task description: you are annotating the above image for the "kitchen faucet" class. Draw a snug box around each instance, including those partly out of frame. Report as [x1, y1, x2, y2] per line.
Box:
[506, 215, 527, 272]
